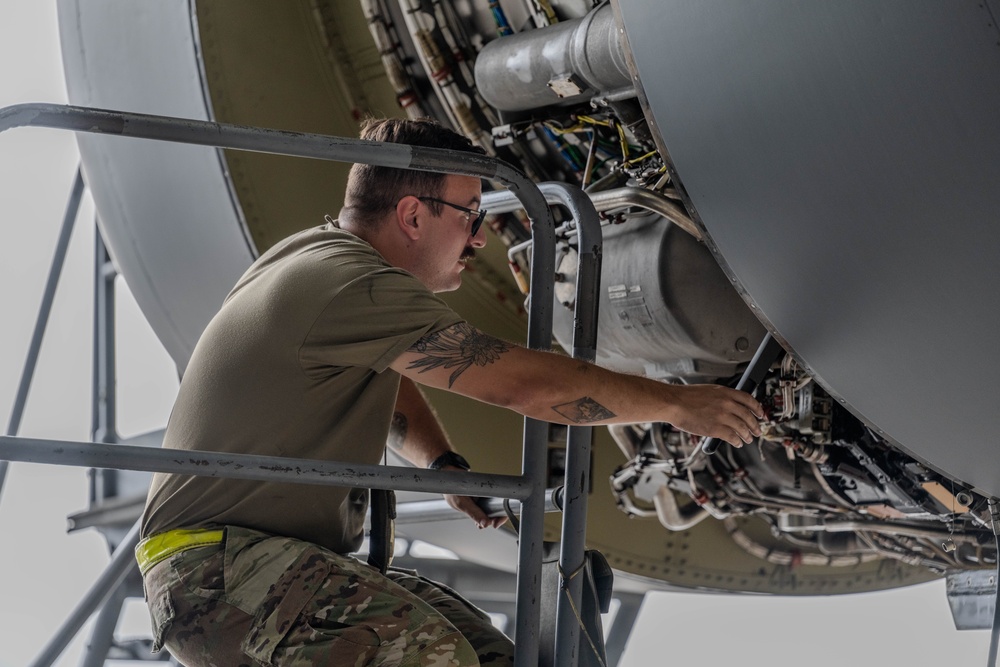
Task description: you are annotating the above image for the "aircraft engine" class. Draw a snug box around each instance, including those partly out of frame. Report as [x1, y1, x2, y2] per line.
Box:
[57, 0, 1000, 594]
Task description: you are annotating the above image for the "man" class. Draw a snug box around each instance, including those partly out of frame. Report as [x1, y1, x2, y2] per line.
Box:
[138, 118, 763, 667]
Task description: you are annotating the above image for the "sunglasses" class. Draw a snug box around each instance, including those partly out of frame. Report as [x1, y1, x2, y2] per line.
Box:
[417, 197, 487, 236]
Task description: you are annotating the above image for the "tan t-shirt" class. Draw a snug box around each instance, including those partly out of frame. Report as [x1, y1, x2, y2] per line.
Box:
[141, 223, 463, 554]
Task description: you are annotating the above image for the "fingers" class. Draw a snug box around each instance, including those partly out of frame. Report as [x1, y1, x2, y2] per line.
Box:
[718, 393, 764, 448]
[723, 387, 764, 421]
[721, 389, 763, 439]
[447, 494, 506, 529]
[734, 390, 765, 418]
[672, 384, 766, 450]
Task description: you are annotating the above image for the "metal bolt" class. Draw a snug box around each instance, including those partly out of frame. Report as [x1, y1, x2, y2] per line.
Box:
[735, 337, 749, 352]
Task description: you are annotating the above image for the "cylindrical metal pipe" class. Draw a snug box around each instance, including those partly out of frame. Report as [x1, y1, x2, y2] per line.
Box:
[30, 520, 140, 667]
[0, 436, 531, 500]
[513, 183, 557, 667]
[549, 182, 603, 667]
[92, 224, 118, 445]
[79, 578, 129, 667]
[393, 488, 564, 524]
[475, 3, 632, 111]
[0, 103, 556, 667]
[588, 187, 700, 240]
[0, 168, 84, 503]
[777, 515, 983, 543]
[484, 185, 701, 242]
[652, 485, 710, 531]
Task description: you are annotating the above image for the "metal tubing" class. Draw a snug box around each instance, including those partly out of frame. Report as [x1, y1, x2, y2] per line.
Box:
[474, 3, 631, 112]
[513, 190, 557, 667]
[604, 593, 644, 667]
[90, 224, 119, 505]
[0, 104, 551, 226]
[30, 520, 140, 667]
[544, 184, 602, 667]
[79, 578, 129, 667]
[0, 436, 531, 500]
[588, 187, 700, 240]
[0, 103, 556, 667]
[394, 487, 564, 524]
[484, 185, 701, 241]
[652, 486, 710, 531]
[0, 168, 84, 502]
[777, 516, 986, 543]
[482, 183, 602, 664]
[92, 225, 118, 445]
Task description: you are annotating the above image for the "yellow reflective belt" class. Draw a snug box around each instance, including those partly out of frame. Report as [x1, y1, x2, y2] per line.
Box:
[135, 528, 225, 575]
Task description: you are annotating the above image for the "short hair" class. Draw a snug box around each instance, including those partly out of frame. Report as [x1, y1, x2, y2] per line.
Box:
[341, 118, 486, 228]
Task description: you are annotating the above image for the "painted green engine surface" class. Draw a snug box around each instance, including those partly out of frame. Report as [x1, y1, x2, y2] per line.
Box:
[193, 0, 938, 595]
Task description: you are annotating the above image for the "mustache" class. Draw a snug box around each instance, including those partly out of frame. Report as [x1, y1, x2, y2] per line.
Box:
[461, 248, 476, 260]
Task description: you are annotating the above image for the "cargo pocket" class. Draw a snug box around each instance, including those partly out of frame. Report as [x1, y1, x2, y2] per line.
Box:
[235, 542, 342, 665]
[142, 566, 176, 654]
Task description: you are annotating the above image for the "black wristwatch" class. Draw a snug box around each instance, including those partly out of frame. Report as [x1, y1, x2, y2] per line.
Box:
[427, 451, 471, 471]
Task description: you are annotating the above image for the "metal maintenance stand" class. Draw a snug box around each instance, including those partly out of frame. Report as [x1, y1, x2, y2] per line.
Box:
[0, 103, 608, 667]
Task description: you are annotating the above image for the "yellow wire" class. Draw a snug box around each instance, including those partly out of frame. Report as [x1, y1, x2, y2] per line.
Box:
[615, 122, 629, 160]
[577, 114, 610, 127]
[622, 150, 657, 167]
[544, 120, 585, 135]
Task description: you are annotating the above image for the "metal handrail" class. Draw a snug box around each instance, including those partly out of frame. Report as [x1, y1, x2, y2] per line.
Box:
[0, 103, 593, 667]
[0, 169, 84, 501]
[0, 435, 532, 498]
[482, 182, 605, 667]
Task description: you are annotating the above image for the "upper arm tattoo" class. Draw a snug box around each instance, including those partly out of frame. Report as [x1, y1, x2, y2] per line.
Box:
[552, 397, 616, 424]
[388, 411, 408, 451]
[406, 322, 512, 388]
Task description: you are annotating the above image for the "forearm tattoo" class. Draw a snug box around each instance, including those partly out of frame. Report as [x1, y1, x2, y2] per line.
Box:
[388, 411, 408, 451]
[406, 322, 512, 388]
[552, 397, 616, 424]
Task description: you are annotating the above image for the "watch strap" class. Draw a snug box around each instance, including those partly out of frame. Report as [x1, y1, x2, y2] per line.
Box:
[428, 451, 471, 471]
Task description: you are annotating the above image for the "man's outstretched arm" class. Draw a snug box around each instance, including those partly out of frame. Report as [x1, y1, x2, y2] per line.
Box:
[390, 322, 763, 448]
[389, 375, 505, 528]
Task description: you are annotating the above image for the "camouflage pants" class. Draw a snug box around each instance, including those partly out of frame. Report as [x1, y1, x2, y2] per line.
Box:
[142, 526, 514, 667]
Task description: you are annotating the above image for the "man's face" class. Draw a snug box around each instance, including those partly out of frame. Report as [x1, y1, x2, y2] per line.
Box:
[415, 175, 487, 293]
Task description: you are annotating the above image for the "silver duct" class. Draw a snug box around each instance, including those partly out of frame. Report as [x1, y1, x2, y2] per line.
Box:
[474, 3, 632, 112]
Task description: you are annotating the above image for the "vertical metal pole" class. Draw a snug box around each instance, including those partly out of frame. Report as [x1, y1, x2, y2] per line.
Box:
[513, 193, 557, 667]
[79, 578, 128, 667]
[0, 168, 85, 502]
[90, 222, 119, 508]
[542, 184, 603, 667]
[603, 594, 644, 667]
[29, 520, 141, 667]
[92, 222, 118, 446]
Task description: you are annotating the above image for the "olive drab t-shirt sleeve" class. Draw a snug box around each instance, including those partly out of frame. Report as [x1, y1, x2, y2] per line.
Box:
[298, 267, 463, 375]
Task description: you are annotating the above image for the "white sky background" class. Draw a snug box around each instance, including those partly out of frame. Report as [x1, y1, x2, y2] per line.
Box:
[0, 2, 993, 666]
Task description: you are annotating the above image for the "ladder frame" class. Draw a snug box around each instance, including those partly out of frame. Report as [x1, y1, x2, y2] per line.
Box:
[0, 103, 604, 667]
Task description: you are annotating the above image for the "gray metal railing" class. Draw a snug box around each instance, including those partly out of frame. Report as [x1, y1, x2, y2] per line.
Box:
[0, 103, 602, 667]
[0, 168, 84, 500]
[483, 183, 604, 667]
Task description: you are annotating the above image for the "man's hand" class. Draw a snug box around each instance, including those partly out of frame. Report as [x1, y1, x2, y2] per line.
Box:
[442, 468, 507, 529]
[666, 384, 764, 448]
